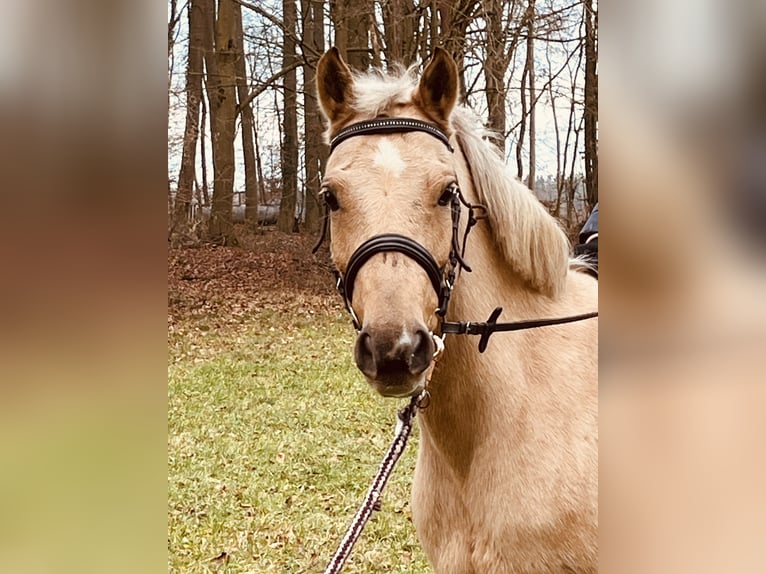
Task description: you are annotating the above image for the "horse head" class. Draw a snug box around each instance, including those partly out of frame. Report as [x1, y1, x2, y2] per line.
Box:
[316, 47, 460, 398]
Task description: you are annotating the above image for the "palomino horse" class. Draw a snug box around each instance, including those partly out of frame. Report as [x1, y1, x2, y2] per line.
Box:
[316, 47, 598, 573]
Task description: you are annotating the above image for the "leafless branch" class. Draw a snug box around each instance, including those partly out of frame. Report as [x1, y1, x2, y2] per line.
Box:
[236, 60, 304, 116]
[230, 0, 323, 60]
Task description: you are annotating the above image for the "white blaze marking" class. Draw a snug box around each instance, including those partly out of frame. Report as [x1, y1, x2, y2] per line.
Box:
[372, 139, 406, 177]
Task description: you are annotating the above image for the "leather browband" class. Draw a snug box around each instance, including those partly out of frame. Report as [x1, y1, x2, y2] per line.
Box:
[329, 118, 454, 155]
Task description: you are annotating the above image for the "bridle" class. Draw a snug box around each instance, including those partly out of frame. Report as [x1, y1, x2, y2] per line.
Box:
[317, 117, 597, 574]
[312, 117, 597, 351]
[313, 117, 480, 329]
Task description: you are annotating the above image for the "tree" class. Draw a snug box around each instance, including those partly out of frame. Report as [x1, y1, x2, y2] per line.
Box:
[483, 0, 508, 149]
[436, 0, 479, 102]
[301, 0, 326, 233]
[168, 0, 182, 95]
[525, 0, 536, 189]
[277, 0, 298, 232]
[172, 0, 206, 243]
[515, 0, 536, 181]
[233, 5, 259, 226]
[380, 0, 419, 67]
[167, 0, 597, 239]
[206, 0, 239, 245]
[330, 0, 373, 71]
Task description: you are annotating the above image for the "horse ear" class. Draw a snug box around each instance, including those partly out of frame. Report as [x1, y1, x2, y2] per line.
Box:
[316, 47, 355, 125]
[416, 47, 458, 124]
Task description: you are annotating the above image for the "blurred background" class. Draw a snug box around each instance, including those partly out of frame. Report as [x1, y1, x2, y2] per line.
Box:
[601, 0, 766, 571]
[0, 1, 167, 573]
[0, 0, 763, 572]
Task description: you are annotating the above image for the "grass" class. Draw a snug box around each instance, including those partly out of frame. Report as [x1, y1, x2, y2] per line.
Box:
[168, 307, 431, 573]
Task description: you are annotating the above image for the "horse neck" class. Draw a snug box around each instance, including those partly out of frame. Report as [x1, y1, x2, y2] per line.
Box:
[419, 217, 542, 478]
[417, 136, 573, 475]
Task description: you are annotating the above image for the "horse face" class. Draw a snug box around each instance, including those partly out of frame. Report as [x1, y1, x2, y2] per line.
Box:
[317, 48, 459, 397]
[321, 138, 455, 396]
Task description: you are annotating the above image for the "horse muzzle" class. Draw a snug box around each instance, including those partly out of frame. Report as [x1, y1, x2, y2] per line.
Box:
[354, 323, 435, 397]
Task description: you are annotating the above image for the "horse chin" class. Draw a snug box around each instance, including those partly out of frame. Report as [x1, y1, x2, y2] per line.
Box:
[367, 375, 425, 399]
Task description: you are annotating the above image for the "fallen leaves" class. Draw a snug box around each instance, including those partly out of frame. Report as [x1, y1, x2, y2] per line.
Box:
[167, 225, 432, 573]
[168, 227, 339, 331]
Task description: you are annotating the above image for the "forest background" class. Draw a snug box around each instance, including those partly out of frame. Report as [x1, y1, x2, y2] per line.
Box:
[167, 0, 598, 245]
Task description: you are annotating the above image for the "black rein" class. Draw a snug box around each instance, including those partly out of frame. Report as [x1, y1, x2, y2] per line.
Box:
[442, 308, 600, 353]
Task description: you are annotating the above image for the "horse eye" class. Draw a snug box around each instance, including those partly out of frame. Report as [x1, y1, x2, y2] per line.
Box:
[321, 189, 340, 211]
[438, 185, 457, 206]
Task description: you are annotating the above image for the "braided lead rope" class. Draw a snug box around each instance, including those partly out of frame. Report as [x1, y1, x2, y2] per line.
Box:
[322, 391, 423, 574]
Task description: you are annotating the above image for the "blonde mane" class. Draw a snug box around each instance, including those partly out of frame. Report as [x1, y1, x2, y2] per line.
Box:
[451, 107, 570, 297]
[328, 65, 571, 298]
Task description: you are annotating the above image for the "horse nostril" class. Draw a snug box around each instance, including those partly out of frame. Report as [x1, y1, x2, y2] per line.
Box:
[355, 325, 434, 381]
[409, 328, 435, 375]
[363, 332, 374, 355]
[354, 331, 376, 377]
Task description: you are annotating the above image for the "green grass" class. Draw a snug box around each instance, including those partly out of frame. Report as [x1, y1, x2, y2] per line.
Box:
[168, 309, 431, 573]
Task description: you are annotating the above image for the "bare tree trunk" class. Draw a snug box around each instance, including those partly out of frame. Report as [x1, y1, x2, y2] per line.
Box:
[207, 0, 239, 245]
[302, 0, 326, 233]
[369, 10, 383, 69]
[438, 0, 479, 103]
[278, 0, 298, 232]
[380, 0, 418, 67]
[172, 0, 206, 242]
[526, 0, 536, 190]
[168, 0, 179, 98]
[564, 36, 585, 227]
[233, 5, 259, 225]
[583, 0, 598, 209]
[429, 0, 439, 54]
[546, 44, 563, 216]
[484, 0, 506, 150]
[561, 80, 576, 219]
[331, 0, 372, 71]
[515, 1, 537, 182]
[254, 127, 265, 205]
[516, 56, 529, 180]
[168, 0, 179, 57]
[567, 116, 583, 227]
[330, 0, 347, 59]
[202, 0, 218, 169]
[200, 87, 210, 206]
[418, 4, 430, 64]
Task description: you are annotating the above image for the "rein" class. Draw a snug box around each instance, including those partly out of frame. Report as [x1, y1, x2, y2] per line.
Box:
[323, 334, 443, 574]
[442, 308, 600, 353]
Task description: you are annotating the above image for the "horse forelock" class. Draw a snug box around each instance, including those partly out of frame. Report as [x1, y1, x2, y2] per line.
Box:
[322, 65, 422, 144]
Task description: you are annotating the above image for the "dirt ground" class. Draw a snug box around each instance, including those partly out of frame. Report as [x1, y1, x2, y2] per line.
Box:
[168, 225, 342, 328]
